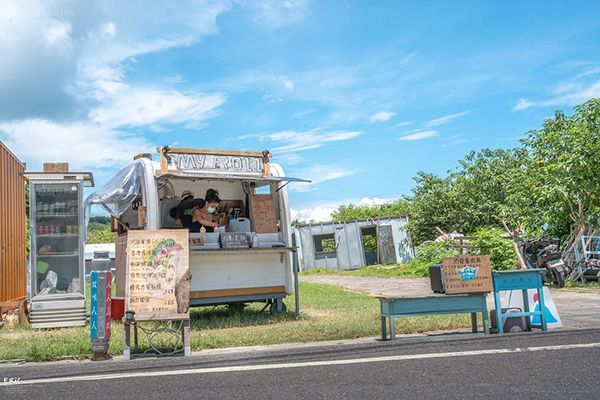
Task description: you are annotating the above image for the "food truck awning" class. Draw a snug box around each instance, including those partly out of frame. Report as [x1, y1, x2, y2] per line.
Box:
[156, 172, 311, 184]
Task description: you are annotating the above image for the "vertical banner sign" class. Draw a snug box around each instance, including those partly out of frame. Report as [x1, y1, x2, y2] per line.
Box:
[90, 271, 112, 340]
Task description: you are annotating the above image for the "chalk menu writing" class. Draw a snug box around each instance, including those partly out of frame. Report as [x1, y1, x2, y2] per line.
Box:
[221, 233, 251, 249]
[443, 255, 492, 295]
[125, 230, 190, 319]
[251, 194, 278, 233]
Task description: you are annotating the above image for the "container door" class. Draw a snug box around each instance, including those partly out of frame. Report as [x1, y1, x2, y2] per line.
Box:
[31, 182, 83, 297]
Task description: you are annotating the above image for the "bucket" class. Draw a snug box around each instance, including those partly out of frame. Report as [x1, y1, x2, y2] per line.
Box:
[112, 297, 125, 321]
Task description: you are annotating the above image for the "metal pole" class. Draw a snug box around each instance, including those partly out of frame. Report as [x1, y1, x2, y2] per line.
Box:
[293, 249, 300, 317]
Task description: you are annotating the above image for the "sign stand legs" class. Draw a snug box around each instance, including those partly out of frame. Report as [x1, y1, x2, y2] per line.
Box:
[124, 318, 191, 360]
[183, 319, 191, 357]
[124, 321, 131, 361]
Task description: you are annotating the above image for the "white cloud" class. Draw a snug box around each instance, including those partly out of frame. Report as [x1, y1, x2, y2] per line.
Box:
[291, 196, 397, 222]
[239, 129, 363, 154]
[398, 129, 438, 141]
[0, 0, 231, 120]
[89, 88, 226, 128]
[0, 0, 231, 168]
[513, 79, 600, 111]
[164, 74, 187, 84]
[284, 80, 295, 91]
[0, 119, 151, 170]
[358, 197, 394, 207]
[291, 206, 336, 223]
[368, 111, 396, 122]
[394, 121, 412, 127]
[291, 164, 359, 192]
[248, 0, 308, 28]
[423, 110, 471, 127]
[100, 22, 117, 38]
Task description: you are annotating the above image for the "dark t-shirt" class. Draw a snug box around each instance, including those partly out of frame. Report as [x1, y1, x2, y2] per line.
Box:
[176, 198, 205, 229]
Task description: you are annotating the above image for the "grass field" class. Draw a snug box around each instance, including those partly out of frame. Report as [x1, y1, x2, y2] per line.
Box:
[0, 282, 472, 362]
[301, 264, 425, 278]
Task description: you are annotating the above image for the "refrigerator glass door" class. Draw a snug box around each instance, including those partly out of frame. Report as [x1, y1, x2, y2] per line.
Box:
[32, 182, 83, 296]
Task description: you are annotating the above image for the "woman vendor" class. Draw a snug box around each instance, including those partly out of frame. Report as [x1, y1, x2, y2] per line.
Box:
[190, 188, 222, 232]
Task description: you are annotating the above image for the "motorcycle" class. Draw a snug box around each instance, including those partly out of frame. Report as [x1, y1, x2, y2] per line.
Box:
[520, 237, 570, 288]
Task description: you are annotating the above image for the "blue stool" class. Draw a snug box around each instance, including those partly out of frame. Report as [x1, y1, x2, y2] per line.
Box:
[492, 269, 548, 334]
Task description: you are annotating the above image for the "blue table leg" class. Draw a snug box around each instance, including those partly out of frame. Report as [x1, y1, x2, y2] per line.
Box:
[494, 290, 504, 335]
[389, 316, 396, 340]
[471, 313, 478, 333]
[481, 294, 489, 334]
[522, 289, 531, 331]
[538, 287, 548, 332]
[381, 316, 387, 341]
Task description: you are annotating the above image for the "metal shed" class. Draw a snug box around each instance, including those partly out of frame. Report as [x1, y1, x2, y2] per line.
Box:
[293, 217, 413, 271]
[0, 141, 27, 303]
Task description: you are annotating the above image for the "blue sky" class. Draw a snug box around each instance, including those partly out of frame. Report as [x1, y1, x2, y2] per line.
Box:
[1, 0, 599, 221]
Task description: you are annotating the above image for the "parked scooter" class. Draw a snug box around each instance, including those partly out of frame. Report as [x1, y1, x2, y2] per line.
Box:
[520, 237, 570, 288]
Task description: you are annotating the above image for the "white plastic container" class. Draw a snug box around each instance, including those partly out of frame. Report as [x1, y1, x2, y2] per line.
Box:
[227, 218, 251, 232]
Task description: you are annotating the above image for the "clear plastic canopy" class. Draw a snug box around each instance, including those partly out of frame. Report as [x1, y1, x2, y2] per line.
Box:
[84, 159, 147, 221]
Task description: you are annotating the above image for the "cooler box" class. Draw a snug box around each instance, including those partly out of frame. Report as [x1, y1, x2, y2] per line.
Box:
[429, 264, 445, 293]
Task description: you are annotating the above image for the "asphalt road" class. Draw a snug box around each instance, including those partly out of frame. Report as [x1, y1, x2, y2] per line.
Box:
[1, 329, 599, 400]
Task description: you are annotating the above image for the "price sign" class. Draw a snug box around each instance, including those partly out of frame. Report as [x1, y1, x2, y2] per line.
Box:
[443, 255, 493, 294]
[125, 230, 191, 319]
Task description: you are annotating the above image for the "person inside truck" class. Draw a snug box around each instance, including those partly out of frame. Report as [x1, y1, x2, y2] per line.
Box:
[190, 188, 222, 232]
[175, 190, 196, 229]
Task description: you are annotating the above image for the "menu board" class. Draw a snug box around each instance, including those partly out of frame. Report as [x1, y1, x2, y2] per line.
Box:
[125, 230, 191, 319]
[250, 194, 278, 233]
[443, 255, 492, 294]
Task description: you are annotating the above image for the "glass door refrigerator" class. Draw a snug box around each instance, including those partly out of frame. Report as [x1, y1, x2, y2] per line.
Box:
[26, 172, 94, 328]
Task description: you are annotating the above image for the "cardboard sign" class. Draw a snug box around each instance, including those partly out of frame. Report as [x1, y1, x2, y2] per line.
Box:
[90, 271, 111, 340]
[503, 287, 562, 328]
[443, 255, 492, 294]
[125, 230, 191, 319]
[251, 194, 278, 233]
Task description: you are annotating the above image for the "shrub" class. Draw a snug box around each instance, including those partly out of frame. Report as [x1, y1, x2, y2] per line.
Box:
[407, 240, 458, 276]
[471, 227, 517, 270]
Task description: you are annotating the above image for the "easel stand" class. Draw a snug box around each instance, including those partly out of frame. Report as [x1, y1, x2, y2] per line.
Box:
[123, 313, 191, 360]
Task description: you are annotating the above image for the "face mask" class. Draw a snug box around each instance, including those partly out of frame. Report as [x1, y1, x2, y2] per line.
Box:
[207, 207, 216, 214]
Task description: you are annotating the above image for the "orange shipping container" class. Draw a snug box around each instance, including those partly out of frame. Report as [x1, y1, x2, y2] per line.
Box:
[0, 141, 26, 303]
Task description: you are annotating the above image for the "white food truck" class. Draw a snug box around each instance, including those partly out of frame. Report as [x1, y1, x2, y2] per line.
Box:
[85, 147, 307, 313]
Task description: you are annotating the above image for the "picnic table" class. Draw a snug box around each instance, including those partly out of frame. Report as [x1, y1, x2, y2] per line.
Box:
[378, 293, 490, 340]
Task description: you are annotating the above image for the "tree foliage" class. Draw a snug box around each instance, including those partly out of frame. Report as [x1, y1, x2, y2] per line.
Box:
[86, 216, 115, 244]
[518, 98, 600, 234]
[331, 200, 410, 222]
[406, 148, 524, 243]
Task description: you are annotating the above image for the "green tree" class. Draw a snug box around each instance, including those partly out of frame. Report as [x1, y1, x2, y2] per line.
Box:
[518, 98, 600, 240]
[331, 200, 410, 222]
[406, 148, 524, 243]
[86, 229, 116, 244]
